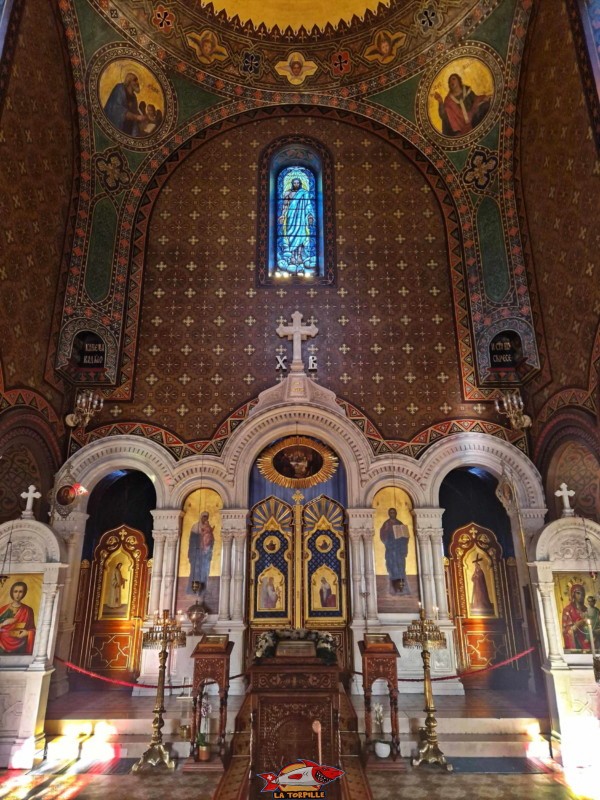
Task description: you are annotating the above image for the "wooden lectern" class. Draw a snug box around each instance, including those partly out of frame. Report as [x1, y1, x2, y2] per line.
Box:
[359, 634, 400, 759]
[191, 635, 234, 753]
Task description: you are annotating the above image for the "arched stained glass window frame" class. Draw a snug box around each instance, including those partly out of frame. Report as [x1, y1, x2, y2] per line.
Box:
[0, 0, 17, 71]
[257, 135, 335, 286]
[568, 0, 600, 153]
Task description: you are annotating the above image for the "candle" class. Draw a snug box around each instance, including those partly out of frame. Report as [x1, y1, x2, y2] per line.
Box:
[587, 619, 596, 656]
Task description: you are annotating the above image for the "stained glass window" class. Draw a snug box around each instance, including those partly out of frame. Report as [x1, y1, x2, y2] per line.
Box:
[0, 0, 14, 61]
[569, 0, 600, 151]
[275, 166, 318, 277]
[258, 136, 334, 286]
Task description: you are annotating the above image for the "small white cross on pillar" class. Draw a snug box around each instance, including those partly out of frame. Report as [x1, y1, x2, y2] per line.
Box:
[555, 482, 575, 518]
[276, 310, 318, 373]
[21, 484, 42, 519]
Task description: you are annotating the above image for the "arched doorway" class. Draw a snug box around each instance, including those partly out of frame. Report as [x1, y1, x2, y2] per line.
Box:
[70, 470, 156, 687]
[441, 467, 528, 688]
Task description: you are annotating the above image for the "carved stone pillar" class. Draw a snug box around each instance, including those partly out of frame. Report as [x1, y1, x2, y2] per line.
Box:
[51, 512, 88, 624]
[520, 508, 548, 561]
[161, 531, 180, 611]
[31, 582, 60, 669]
[414, 508, 448, 620]
[412, 509, 436, 616]
[347, 509, 377, 622]
[148, 533, 166, 614]
[349, 532, 364, 621]
[231, 531, 247, 622]
[537, 580, 565, 666]
[362, 531, 379, 622]
[150, 509, 183, 615]
[219, 510, 248, 623]
[218, 530, 234, 621]
[50, 512, 88, 697]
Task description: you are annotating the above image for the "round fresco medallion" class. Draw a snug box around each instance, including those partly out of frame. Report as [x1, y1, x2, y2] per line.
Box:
[89, 45, 176, 151]
[257, 436, 338, 489]
[417, 46, 504, 150]
[55, 484, 77, 507]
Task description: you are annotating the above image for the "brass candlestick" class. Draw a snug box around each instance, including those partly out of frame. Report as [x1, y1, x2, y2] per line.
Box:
[132, 609, 186, 772]
[403, 607, 452, 772]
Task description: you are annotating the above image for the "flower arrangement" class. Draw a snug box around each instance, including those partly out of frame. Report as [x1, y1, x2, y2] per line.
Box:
[373, 702, 385, 741]
[254, 628, 338, 665]
[196, 691, 212, 747]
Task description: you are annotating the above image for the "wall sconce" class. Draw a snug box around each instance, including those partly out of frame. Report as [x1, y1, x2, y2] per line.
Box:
[65, 389, 104, 430]
[494, 388, 532, 431]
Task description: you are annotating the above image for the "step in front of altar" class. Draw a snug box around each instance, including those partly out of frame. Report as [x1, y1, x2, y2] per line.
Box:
[45, 689, 548, 761]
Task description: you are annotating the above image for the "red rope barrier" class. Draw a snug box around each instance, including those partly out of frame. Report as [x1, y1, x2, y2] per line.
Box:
[397, 646, 535, 682]
[54, 656, 244, 690]
[57, 646, 535, 691]
[352, 646, 535, 683]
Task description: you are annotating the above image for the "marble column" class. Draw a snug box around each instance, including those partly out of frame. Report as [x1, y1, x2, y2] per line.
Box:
[349, 532, 364, 621]
[362, 530, 379, 622]
[148, 533, 166, 615]
[218, 530, 234, 621]
[412, 509, 436, 616]
[231, 531, 247, 622]
[150, 509, 183, 615]
[414, 508, 448, 620]
[537, 579, 565, 666]
[219, 509, 247, 622]
[31, 582, 60, 669]
[49, 511, 88, 697]
[161, 531, 179, 612]
[347, 509, 377, 622]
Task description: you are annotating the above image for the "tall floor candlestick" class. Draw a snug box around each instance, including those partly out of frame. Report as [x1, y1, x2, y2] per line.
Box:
[403, 608, 452, 771]
[132, 610, 186, 772]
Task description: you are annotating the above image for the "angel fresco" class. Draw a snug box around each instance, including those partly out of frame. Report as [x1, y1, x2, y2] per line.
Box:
[275, 52, 318, 86]
[186, 29, 229, 65]
[363, 29, 407, 65]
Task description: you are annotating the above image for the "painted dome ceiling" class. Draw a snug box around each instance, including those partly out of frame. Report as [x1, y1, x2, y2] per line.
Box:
[101, 0, 488, 93]
[193, 0, 391, 32]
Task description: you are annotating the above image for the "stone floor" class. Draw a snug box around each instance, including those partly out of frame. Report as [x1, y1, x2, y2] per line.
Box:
[0, 763, 582, 800]
[8, 687, 585, 799]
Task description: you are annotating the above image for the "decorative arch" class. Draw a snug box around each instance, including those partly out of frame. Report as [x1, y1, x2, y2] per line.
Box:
[534, 409, 600, 523]
[419, 433, 546, 510]
[0, 411, 61, 524]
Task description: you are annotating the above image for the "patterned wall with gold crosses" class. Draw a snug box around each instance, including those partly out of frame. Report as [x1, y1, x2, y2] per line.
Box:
[519, 0, 600, 422]
[0, 0, 74, 411]
[92, 114, 501, 444]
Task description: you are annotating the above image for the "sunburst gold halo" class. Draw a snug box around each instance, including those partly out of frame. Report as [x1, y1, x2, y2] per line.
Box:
[257, 436, 338, 489]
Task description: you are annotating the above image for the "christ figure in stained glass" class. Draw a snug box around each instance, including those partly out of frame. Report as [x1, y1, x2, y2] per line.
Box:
[277, 167, 317, 275]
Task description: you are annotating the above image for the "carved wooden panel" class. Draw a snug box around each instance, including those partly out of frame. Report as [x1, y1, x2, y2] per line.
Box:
[448, 522, 527, 685]
[257, 696, 335, 772]
[89, 634, 131, 671]
[70, 525, 149, 686]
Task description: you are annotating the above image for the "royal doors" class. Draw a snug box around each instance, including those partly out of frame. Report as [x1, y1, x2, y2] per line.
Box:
[247, 494, 350, 669]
